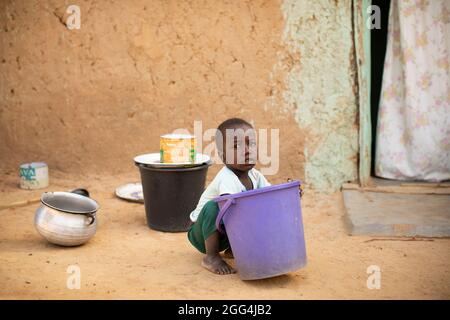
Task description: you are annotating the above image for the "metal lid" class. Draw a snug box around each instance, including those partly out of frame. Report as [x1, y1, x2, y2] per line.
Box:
[41, 191, 99, 214]
[20, 162, 48, 169]
[134, 152, 211, 168]
[160, 133, 195, 139]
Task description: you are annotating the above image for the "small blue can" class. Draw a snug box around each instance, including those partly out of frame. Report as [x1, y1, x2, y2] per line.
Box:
[19, 162, 49, 190]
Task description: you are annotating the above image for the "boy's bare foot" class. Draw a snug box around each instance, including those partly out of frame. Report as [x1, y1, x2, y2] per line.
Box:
[223, 248, 234, 259]
[202, 254, 236, 275]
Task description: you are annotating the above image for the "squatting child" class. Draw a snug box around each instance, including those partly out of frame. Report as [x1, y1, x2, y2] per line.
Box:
[187, 118, 271, 275]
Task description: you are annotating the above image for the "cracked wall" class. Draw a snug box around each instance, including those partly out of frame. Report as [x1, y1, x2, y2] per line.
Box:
[0, 0, 358, 191]
[280, 0, 359, 191]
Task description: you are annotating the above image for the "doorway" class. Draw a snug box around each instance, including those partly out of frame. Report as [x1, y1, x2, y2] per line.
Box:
[370, 0, 391, 176]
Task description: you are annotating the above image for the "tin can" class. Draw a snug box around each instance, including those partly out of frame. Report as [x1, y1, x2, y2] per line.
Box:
[160, 134, 196, 164]
[19, 162, 49, 190]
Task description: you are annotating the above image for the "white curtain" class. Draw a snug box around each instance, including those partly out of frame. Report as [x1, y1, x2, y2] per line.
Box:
[375, 0, 450, 181]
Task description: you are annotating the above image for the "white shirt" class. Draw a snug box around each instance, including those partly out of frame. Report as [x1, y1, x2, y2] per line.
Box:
[189, 166, 271, 222]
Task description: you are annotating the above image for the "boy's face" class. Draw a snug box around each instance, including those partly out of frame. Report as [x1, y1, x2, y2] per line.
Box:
[220, 123, 257, 172]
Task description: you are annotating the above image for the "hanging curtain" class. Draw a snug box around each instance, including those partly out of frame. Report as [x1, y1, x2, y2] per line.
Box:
[375, 0, 450, 181]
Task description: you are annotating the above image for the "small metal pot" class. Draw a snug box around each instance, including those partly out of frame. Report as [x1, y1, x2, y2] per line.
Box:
[34, 191, 99, 246]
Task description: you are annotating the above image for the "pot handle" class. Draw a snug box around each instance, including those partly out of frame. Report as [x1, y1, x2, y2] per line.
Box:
[85, 213, 96, 226]
[70, 188, 90, 197]
[215, 198, 235, 234]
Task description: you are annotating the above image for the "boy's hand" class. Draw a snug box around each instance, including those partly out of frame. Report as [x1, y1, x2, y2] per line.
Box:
[287, 178, 304, 198]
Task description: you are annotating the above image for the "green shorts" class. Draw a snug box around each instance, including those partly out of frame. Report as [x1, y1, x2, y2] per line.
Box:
[187, 200, 230, 254]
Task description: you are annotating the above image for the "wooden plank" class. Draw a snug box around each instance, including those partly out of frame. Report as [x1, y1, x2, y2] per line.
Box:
[400, 182, 450, 188]
[353, 0, 372, 187]
[0, 197, 41, 211]
[343, 189, 450, 237]
[342, 183, 450, 195]
[342, 183, 360, 190]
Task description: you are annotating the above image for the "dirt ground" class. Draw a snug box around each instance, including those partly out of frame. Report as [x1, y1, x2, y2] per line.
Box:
[0, 168, 449, 300]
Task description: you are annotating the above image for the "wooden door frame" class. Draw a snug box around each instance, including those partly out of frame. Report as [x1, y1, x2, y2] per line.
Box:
[353, 0, 372, 187]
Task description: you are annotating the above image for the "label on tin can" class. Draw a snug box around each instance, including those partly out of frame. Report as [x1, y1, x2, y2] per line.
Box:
[19, 162, 49, 190]
[160, 134, 196, 163]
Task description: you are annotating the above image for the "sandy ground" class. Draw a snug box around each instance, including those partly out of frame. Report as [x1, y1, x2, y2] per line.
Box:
[0, 168, 449, 300]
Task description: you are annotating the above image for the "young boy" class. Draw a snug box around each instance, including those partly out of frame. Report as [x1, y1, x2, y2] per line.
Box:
[187, 118, 271, 275]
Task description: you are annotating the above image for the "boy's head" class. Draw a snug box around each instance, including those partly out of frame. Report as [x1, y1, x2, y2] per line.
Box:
[215, 118, 257, 172]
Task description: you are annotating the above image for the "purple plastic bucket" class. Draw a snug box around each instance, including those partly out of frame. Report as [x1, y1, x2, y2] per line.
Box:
[214, 180, 307, 280]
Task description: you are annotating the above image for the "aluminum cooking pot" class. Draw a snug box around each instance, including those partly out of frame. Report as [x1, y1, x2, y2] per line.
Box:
[34, 190, 99, 246]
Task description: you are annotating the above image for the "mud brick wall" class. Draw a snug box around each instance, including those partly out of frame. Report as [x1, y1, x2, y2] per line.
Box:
[0, 0, 358, 191]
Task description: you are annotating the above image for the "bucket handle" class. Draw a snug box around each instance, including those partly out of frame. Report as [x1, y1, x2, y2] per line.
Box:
[215, 198, 235, 234]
